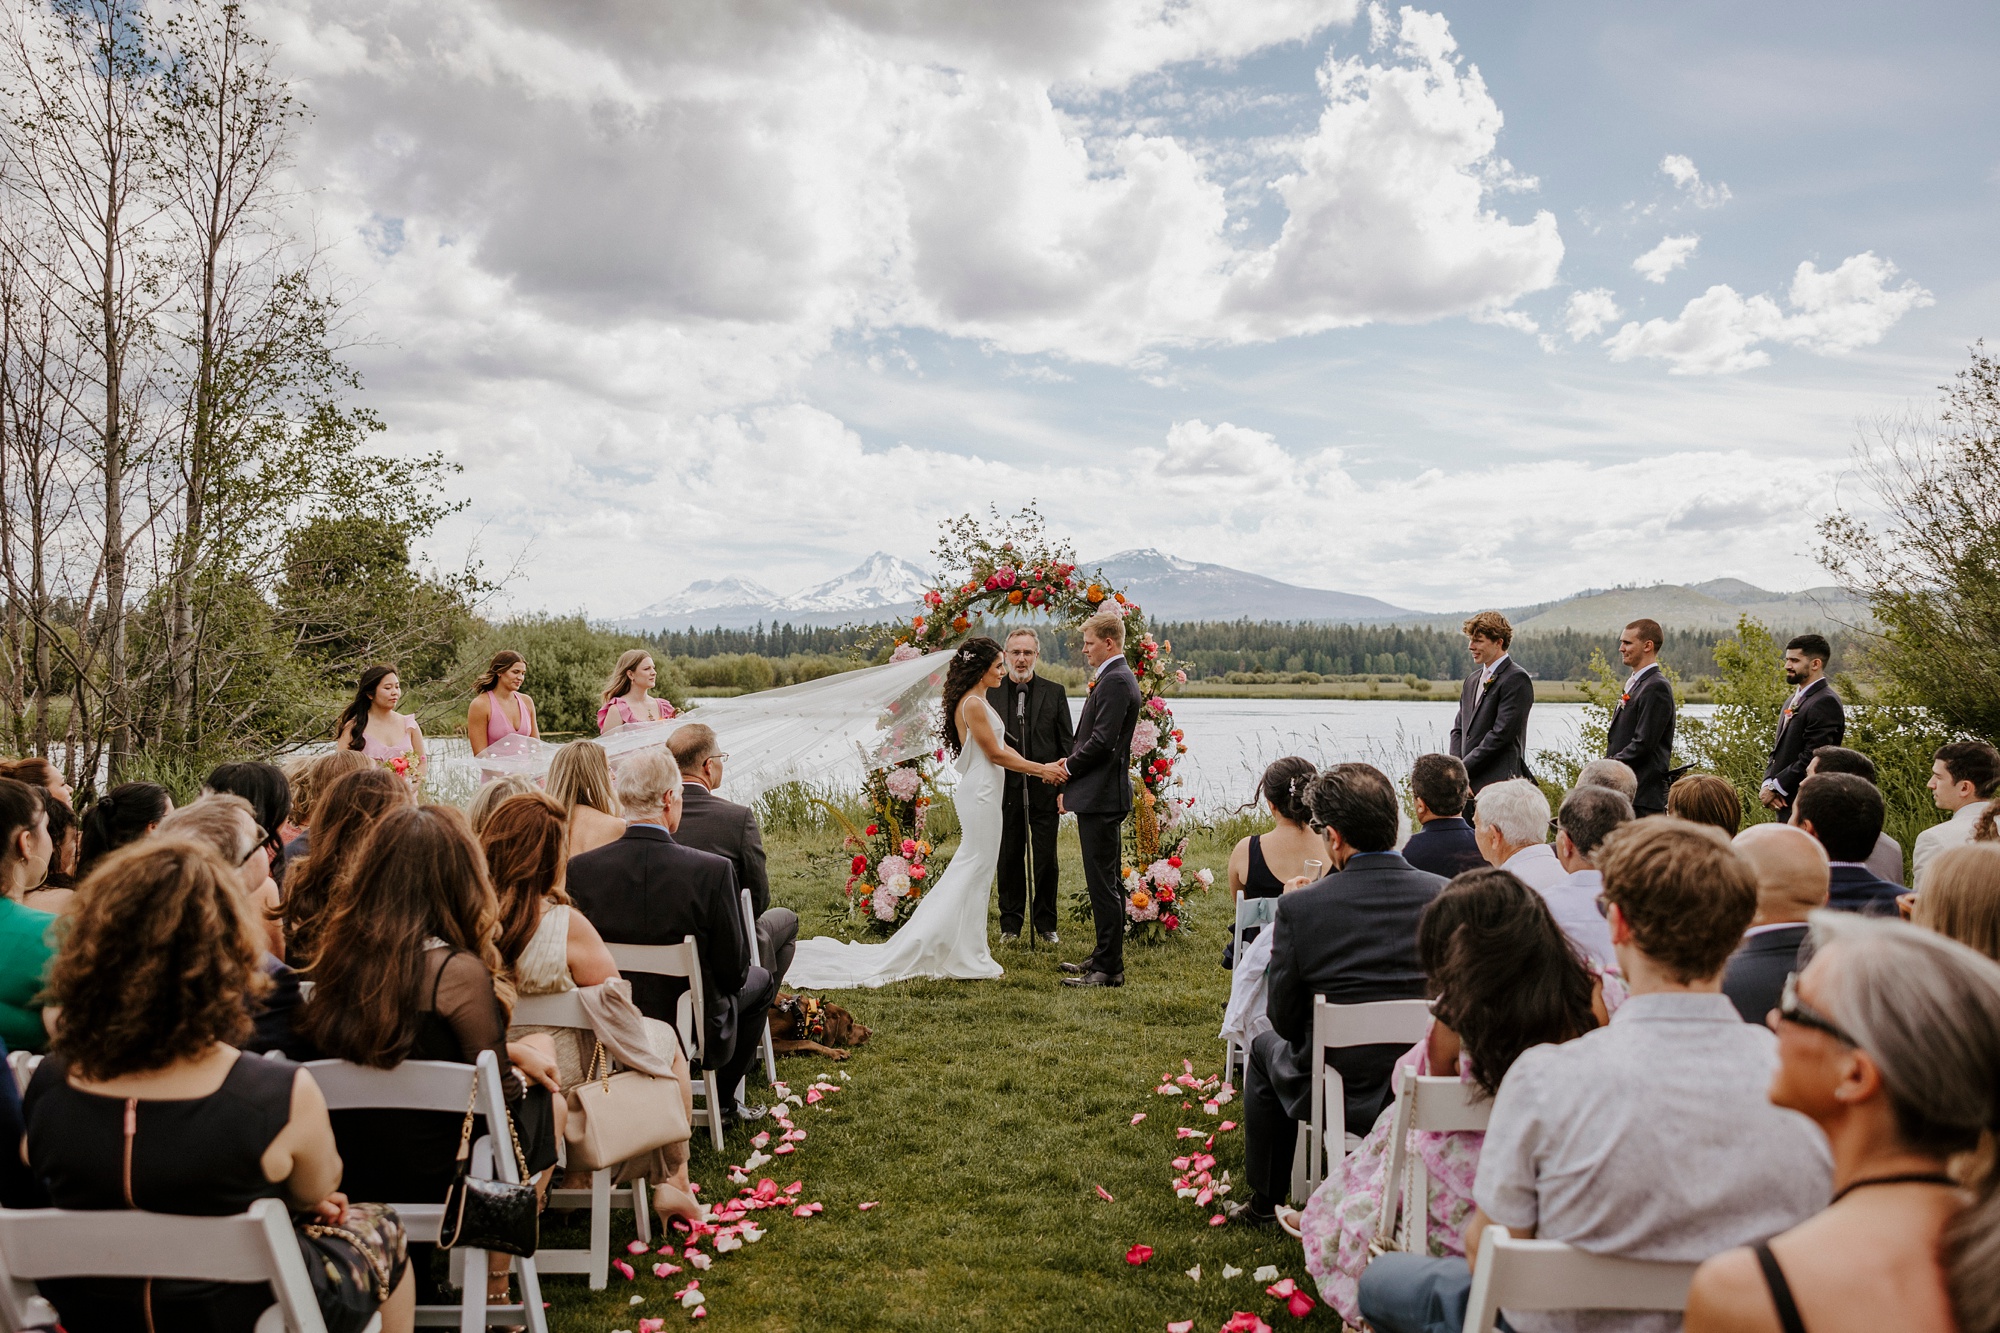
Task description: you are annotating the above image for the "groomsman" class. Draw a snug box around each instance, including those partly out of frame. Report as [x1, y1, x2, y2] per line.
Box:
[1604, 618, 1677, 816]
[1761, 633, 1844, 814]
[1449, 611, 1535, 795]
[984, 628, 1073, 944]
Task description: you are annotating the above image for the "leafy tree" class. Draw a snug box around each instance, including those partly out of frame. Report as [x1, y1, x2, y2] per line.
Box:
[1680, 619, 1791, 827]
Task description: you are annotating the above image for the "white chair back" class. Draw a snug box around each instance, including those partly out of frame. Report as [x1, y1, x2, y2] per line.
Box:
[1222, 893, 1281, 1082]
[1299, 996, 1432, 1200]
[739, 887, 779, 1084]
[6, 1052, 38, 1097]
[0, 1197, 330, 1333]
[606, 938, 724, 1149]
[1377, 1065, 1494, 1252]
[509, 990, 593, 1031]
[1462, 1226, 1699, 1333]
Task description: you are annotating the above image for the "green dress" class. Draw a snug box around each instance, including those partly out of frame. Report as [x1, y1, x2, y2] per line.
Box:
[0, 897, 55, 1051]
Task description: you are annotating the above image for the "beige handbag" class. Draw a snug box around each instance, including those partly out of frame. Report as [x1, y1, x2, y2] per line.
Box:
[564, 1042, 690, 1171]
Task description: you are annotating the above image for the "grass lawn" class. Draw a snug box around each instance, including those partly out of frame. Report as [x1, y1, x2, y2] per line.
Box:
[540, 814, 1334, 1333]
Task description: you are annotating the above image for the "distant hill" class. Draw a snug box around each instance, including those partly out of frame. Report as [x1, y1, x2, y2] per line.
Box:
[1480, 583, 1873, 636]
[1084, 549, 1411, 623]
[616, 552, 932, 631]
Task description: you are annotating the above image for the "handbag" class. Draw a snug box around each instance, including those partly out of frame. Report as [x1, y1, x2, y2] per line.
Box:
[565, 1041, 690, 1171]
[296, 1205, 403, 1333]
[439, 1076, 539, 1257]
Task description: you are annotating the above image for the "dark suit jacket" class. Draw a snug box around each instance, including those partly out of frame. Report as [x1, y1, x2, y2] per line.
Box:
[568, 824, 752, 1059]
[1764, 679, 1845, 802]
[673, 781, 771, 917]
[1827, 864, 1902, 916]
[1400, 816, 1487, 880]
[987, 673, 1074, 813]
[1605, 666, 1677, 812]
[1264, 852, 1445, 1127]
[1450, 656, 1535, 791]
[1064, 658, 1142, 816]
[1723, 924, 1808, 1024]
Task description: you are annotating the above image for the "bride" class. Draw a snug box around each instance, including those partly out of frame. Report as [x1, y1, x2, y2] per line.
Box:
[787, 637, 1063, 990]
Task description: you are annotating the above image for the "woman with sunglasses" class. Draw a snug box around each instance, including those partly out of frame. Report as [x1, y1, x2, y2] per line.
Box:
[1686, 914, 2000, 1333]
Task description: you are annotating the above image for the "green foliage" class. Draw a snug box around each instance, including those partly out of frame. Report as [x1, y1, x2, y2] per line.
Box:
[1679, 619, 1791, 826]
[1841, 691, 1955, 860]
[451, 615, 672, 738]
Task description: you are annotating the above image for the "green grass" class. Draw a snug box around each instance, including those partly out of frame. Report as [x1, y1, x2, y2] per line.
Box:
[541, 817, 1328, 1332]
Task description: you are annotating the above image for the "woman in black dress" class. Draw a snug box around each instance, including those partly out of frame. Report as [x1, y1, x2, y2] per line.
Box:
[299, 803, 561, 1303]
[25, 837, 413, 1333]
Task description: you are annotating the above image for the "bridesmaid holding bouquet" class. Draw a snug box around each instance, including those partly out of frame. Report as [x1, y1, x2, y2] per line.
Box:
[334, 665, 427, 784]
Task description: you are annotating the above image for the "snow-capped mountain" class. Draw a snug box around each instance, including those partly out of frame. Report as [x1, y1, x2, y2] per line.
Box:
[776, 552, 931, 613]
[1083, 549, 1411, 622]
[628, 576, 779, 619]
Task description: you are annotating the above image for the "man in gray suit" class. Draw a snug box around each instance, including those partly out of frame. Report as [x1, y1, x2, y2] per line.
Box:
[667, 723, 798, 987]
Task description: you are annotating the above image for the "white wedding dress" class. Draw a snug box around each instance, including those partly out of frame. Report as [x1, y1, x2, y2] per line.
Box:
[786, 700, 1008, 990]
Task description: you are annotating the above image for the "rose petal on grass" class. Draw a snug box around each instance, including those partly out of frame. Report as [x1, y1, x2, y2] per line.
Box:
[1185, 1265, 1200, 1282]
[688, 1254, 712, 1271]
[1220, 1315, 1272, 1333]
[690, 1308, 706, 1321]
[751, 1131, 770, 1149]
[1155, 1084, 1177, 1096]
[1095, 1185, 1115, 1203]
[1217, 1121, 1237, 1133]
[1266, 1278, 1297, 1298]
[1222, 1264, 1242, 1279]
[627, 1240, 650, 1255]
[784, 1181, 803, 1195]
[1252, 1265, 1279, 1283]
[714, 1236, 742, 1254]
[1286, 1290, 1317, 1317]
[679, 1288, 704, 1310]
[773, 1144, 796, 1156]
[653, 1263, 680, 1279]
[1208, 1213, 1226, 1226]
[1168, 1323, 1194, 1333]
[613, 1261, 635, 1281]
[1183, 1059, 1194, 1073]
[1126, 1244, 1155, 1265]
[1176, 1128, 1202, 1140]
[806, 1089, 823, 1104]
[1130, 1113, 1147, 1125]
[630, 1296, 644, 1305]
[639, 1320, 665, 1333]
[856, 1202, 878, 1211]
[1203, 1101, 1220, 1115]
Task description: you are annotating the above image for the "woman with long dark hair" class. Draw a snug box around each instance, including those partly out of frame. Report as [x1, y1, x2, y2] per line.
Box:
[1299, 868, 1609, 1323]
[280, 767, 411, 969]
[468, 651, 539, 758]
[76, 781, 172, 877]
[597, 649, 675, 734]
[333, 665, 426, 783]
[787, 636, 1061, 989]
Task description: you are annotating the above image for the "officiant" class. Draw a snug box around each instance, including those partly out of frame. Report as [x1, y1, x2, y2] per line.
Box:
[986, 627, 1074, 944]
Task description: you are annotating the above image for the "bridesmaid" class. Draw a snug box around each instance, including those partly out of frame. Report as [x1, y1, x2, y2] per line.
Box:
[334, 665, 427, 783]
[596, 650, 676, 735]
[468, 651, 539, 757]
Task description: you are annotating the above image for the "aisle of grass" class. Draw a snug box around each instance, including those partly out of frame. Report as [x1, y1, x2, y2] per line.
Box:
[542, 815, 1331, 1332]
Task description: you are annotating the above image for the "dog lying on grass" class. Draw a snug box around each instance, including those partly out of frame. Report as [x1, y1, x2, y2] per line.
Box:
[767, 992, 870, 1060]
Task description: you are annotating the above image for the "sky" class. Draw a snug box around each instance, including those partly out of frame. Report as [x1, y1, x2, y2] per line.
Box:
[258, 0, 2000, 617]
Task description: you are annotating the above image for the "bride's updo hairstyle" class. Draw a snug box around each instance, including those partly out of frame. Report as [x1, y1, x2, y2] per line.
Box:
[940, 637, 1003, 758]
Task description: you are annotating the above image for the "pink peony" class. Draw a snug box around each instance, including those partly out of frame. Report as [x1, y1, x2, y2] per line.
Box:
[890, 644, 922, 663]
[1130, 719, 1160, 758]
[876, 855, 910, 883]
[1147, 860, 1182, 890]
[871, 885, 898, 921]
[885, 767, 924, 802]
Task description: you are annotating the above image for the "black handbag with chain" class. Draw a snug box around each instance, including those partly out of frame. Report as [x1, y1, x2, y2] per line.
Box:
[438, 1075, 539, 1257]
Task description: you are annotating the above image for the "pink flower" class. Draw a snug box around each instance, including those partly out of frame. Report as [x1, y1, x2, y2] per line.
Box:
[1125, 1244, 1154, 1265]
[890, 644, 922, 663]
[1147, 860, 1181, 890]
[1129, 719, 1160, 758]
[870, 885, 897, 921]
[1174, 669, 1187, 684]
[885, 767, 924, 802]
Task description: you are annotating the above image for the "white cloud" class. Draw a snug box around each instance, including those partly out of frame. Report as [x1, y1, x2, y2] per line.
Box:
[1137, 419, 1308, 491]
[1603, 252, 1933, 374]
[1561, 288, 1622, 341]
[1660, 153, 1731, 208]
[1633, 234, 1700, 283]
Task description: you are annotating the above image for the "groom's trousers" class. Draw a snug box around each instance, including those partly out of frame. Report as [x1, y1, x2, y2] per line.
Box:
[1075, 812, 1125, 975]
[997, 786, 1060, 936]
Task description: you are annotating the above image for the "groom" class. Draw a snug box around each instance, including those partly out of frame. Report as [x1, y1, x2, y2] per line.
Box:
[1051, 610, 1144, 989]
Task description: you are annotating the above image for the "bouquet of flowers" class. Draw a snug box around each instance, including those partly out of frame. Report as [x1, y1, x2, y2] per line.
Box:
[835, 759, 943, 936]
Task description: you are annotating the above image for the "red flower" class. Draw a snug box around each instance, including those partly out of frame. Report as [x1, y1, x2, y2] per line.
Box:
[851, 855, 868, 875]
[1161, 914, 1179, 931]
[909, 865, 926, 879]
[1026, 589, 1045, 607]
[1124, 1244, 1154, 1265]
[1168, 855, 1182, 868]
[864, 823, 879, 836]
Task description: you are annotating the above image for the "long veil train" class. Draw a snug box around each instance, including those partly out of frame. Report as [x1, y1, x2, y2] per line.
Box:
[466, 649, 953, 801]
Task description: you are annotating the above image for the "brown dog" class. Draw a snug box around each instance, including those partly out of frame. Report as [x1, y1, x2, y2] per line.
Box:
[767, 992, 870, 1061]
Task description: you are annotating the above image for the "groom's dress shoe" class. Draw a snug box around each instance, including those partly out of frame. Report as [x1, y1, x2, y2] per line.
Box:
[1062, 970, 1123, 988]
[1059, 961, 1088, 975]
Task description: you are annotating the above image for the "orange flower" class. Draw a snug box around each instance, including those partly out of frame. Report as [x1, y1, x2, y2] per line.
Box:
[1114, 592, 1126, 604]
[1008, 589, 1023, 604]
[1087, 584, 1105, 603]
[1129, 889, 1152, 911]
[952, 614, 969, 632]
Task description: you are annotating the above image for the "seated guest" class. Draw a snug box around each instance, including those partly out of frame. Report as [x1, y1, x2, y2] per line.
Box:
[1912, 843, 2000, 961]
[1795, 773, 1901, 915]
[669, 722, 799, 986]
[280, 767, 409, 969]
[1472, 778, 1563, 892]
[24, 795, 77, 914]
[0, 779, 55, 1052]
[1548, 784, 1631, 969]
[1358, 818, 1832, 1333]
[278, 748, 371, 862]
[76, 780, 171, 876]
[206, 761, 292, 885]
[467, 773, 536, 835]
[484, 792, 701, 1223]
[1723, 824, 1830, 1023]
[301, 805, 559, 1306]
[1914, 739, 2000, 891]
[1668, 772, 1743, 835]
[1302, 868, 1607, 1325]
[1401, 754, 1487, 880]
[27, 838, 414, 1333]
[547, 739, 628, 859]
[568, 748, 776, 1128]
[1221, 757, 1325, 968]
[1686, 916, 2000, 1333]
[0, 757, 71, 809]
[1223, 763, 1445, 1230]
[158, 795, 305, 1055]
[1805, 746, 1905, 885]
[1575, 757, 1638, 804]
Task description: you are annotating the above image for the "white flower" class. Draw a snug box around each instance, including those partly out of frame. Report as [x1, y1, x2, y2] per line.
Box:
[1195, 868, 1215, 888]
[881, 872, 911, 898]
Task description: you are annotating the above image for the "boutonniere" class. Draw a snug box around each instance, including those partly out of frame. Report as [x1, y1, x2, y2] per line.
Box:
[1619, 693, 1630, 705]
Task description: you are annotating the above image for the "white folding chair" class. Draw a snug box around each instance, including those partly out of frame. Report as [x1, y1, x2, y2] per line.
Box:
[5, 1052, 38, 1097]
[1377, 1065, 1494, 1255]
[510, 991, 653, 1288]
[739, 887, 778, 1086]
[1223, 892, 1280, 1082]
[0, 1196, 371, 1333]
[1294, 996, 1433, 1202]
[305, 1051, 547, 1333]
[1462, 1225, 1700, 1333]
[605, 940, 725, 1150]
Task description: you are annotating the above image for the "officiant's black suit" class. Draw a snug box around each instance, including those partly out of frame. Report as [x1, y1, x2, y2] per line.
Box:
[986, 672, 1074, 937]
[1449, 655, 1535, 793]
[1064, 656, 1143, 977]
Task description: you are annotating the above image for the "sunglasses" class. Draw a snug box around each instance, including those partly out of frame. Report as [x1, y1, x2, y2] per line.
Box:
[239, 826, 270, 868]
[1775, 971, 1858, 1046]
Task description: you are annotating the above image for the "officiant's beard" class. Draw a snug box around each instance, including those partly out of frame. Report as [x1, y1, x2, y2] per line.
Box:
[1008, 665, 1036, 684]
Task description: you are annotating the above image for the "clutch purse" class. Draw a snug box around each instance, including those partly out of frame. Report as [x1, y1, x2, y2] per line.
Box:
[565, 1042, 690, 1171]
[439, 1076, 539, 1256]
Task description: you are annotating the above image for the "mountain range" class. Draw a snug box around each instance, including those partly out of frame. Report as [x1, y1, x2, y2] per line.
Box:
[615, 549, 1868, 634]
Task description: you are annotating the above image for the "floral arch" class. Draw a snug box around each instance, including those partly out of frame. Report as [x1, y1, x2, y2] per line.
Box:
[837, 509, 1207, 943]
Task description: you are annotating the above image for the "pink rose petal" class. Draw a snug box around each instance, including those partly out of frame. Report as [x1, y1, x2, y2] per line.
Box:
[857, 1201, 879, 1211]
[1208, 1213, 1226, 1226]
[1266, 1278, 1298, 1298]
[1095, 1185, 1115, 1203]
[1130, 1113, 1147, 1125]
[750, 1131, 770, 1149]
[806, 1089, 823, 1104]
[774, 1143, 796, 1155]
[1218, 1121, 1237, 1133]
[653, 1262, 681, 1278]
[1168, 1324, 1194, 1333]
[639, 1319, 665, 1333]
[612, 1260, 634, 1280]
[1125, 1243, 1154, 1265]
[1286, 1290, 1317, 1317]
[627, 1240, 650, 1255]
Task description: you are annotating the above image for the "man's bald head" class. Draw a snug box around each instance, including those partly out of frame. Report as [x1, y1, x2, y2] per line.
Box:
[1732, 823, 1831, 925]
